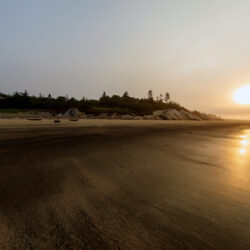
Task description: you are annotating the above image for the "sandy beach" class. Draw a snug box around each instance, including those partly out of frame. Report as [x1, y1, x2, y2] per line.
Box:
[1, 119, 250, 249]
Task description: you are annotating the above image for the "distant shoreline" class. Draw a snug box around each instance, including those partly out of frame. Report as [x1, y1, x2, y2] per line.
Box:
[0, 118, 249, 132]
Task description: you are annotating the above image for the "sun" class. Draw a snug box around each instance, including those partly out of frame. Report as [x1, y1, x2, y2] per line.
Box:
[234, 85, 250, 104]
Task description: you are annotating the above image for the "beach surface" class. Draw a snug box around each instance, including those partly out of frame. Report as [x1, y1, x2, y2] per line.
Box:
[1, 119, 250, 249]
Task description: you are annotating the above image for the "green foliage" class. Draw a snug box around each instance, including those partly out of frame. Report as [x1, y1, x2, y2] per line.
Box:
[0, 90, 184, 115]
[148, 90, 153, 101]
[164, 92, 170, 102]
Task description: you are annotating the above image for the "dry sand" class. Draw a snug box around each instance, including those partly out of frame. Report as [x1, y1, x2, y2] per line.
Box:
[1, 119, 250, 249]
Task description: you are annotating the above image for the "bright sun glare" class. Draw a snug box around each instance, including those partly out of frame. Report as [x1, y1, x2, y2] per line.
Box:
[234, 85, 250, 104]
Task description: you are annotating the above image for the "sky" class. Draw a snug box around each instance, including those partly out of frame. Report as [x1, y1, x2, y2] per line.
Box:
[1, 0, 250, 118]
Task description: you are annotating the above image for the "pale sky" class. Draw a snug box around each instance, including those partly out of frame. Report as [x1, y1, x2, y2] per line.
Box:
[1, 0, 250, 118]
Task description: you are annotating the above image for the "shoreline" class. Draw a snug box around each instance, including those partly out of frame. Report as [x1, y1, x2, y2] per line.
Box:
[0, 117, 249, 130]
[0, 118, 250, 144]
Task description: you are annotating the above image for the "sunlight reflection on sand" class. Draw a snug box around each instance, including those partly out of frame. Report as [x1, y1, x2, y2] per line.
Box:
[237, 132, 250, 156]
[239, 148, 246, 155]
[225, 130, 250, 186]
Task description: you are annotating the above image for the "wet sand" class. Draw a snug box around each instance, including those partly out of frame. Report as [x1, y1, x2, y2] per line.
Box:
[1, 119, 250, 249]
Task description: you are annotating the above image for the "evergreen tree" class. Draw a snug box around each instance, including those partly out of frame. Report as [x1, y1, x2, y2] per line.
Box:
[102, 91, 107, 98]
[159, 94, 163, 102]
[164, 92, 170, 103]
[148, 90, 153, 100]
[122, 91, 129, 99]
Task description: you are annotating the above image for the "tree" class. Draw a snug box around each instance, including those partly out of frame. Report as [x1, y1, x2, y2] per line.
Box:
[23, 90, 29, 97]
[0, 89, 179, 116]
[148, 90, 153, 100]
[13, 91, 20, 97]
[122, 91, 129, 99]
[100, 91, 109, 104]
[101, 91, 107, 99]
[68, 97, 77, 107]
[122, 91, 130, 103]
[164, 92, 170, 103]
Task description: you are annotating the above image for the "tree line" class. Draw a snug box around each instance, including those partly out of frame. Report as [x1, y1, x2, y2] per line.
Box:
[0, 90, 183, 115]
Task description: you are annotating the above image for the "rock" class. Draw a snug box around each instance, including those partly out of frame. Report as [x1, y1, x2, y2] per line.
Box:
[196, 112, 221, 120]
[87, 114, 95, 119]
[196, 113, 210, 120]
[154, 116, 163, 120]
[133, 116, 143, 120]
[207, 114, 221, 120]
[65, 108, 81, 117]
[110, 113, 120, 119]
[121, 114, 133, 120]
[153, 110, 165, 117]
[153, 109, 220, 121]
[156, 109, 183, 120]
[179, 110, 201, 120]
[98, 113, 109, 119]
[153, 109, 199, 120]
[80, 112, 87, 119]
[167, 109, 183, 120]
[143, 115, 154, 120]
